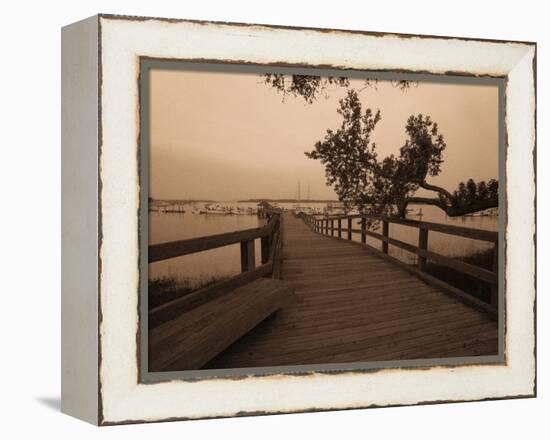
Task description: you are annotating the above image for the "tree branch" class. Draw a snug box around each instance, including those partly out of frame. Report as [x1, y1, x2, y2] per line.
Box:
[419, 181, 453, 201]
[444, 198, 499, 217]
[403, 196, 498, 217]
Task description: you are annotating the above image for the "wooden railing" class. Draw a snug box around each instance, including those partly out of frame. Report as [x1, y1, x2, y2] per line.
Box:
[300, 212, 498, 316]
[148, 211, 283, 327]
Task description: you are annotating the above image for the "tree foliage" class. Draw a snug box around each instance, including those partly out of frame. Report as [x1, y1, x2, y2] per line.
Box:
[305, 89, 498, 218]
[449, 179, 498, 210]
[263, 74, 413, 103]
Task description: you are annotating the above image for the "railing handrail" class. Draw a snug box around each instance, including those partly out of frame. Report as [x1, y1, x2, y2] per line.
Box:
[148, 206, 282, 324]
[300, 210, 499, 311]
[149, 216, 278, 263]
[308, 213, 497, 243]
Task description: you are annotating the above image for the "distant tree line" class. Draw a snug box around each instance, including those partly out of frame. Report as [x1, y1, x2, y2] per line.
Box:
[446, 179, 498, 214]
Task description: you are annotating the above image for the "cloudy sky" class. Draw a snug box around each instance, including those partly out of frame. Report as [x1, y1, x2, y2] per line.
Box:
[149, 68, 499, 201]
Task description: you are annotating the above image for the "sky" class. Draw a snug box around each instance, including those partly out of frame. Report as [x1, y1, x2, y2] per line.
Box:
[148, 68, 499, 201]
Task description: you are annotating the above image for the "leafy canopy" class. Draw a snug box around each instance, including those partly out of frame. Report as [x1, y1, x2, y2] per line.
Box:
[263, 74, 413, 104]
[305, 89, 498, 217]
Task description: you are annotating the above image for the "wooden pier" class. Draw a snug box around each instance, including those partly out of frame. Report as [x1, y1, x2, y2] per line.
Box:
[149, 208, 498, 371]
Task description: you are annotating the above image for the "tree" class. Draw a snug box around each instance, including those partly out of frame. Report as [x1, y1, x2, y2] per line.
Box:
[487, 179, 499, 199]
[263, 74, 414, 103]
[466, 178, 478, 203]
[477, 180, 488, 200]
[305, 89, 498, 218]
[456, 182, 468, 205]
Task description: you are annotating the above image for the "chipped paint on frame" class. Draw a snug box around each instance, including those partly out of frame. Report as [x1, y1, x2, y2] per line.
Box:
[96, 14, 536, 425]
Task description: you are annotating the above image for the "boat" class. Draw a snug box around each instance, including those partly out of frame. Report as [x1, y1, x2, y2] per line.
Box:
[199, 203, 259, 216]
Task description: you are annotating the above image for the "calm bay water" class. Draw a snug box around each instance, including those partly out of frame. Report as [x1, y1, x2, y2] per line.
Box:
[149, 205, 262, 287]
[354, 205, 498, 265]
[149, 202, 498, 287]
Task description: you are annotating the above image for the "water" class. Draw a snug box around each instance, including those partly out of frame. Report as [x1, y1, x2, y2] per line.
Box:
[149, 202, 498, 286]
[149, 203, 263, 287]
[346, 205, 498, 265]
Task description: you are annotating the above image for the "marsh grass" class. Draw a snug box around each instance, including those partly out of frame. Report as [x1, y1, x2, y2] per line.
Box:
[149, 275, 227, 308]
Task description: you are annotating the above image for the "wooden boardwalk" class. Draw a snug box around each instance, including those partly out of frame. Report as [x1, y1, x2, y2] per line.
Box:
[206, 212, 498, 369]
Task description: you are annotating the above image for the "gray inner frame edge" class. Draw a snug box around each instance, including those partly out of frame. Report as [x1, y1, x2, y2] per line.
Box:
[138, 59, 506, 383]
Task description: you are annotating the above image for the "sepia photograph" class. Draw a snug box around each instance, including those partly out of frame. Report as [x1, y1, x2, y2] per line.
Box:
[56, 11, 538, 426]
[144, 63, 503, 374]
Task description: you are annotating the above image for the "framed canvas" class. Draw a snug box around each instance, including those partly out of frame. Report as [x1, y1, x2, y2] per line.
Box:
[61, 14, 536, 425]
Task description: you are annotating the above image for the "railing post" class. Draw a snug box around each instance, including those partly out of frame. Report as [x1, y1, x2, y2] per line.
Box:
[325, 219, 329, 235]
[347, 217, 352, 240]
[417, 227, 429, 270]
[361, 217, 366, 244]
[240, 239, 256, 272]
[261, 235, 270, 264]
[337, 218, 342, 238]
[382, 220, 389, 254]
[490, 242, 498, 308]
[331, 219, 334, 236]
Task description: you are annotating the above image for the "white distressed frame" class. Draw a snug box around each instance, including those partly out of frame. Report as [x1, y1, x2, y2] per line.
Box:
[93, 15, 536, 424]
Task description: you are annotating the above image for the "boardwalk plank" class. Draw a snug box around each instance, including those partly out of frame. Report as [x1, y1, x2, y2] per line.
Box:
[206, 213, 498, 369]
[149, 278, 294, 371]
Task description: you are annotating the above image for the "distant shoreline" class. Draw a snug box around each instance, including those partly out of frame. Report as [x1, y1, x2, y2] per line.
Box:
[150, 199, 215, 204]
[238, 198, 339, 203]
[151, 198, 340, 203]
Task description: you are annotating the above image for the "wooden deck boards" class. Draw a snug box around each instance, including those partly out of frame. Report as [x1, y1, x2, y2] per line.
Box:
[205, 212, 498, 369]
[149, 277, 294, 371]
